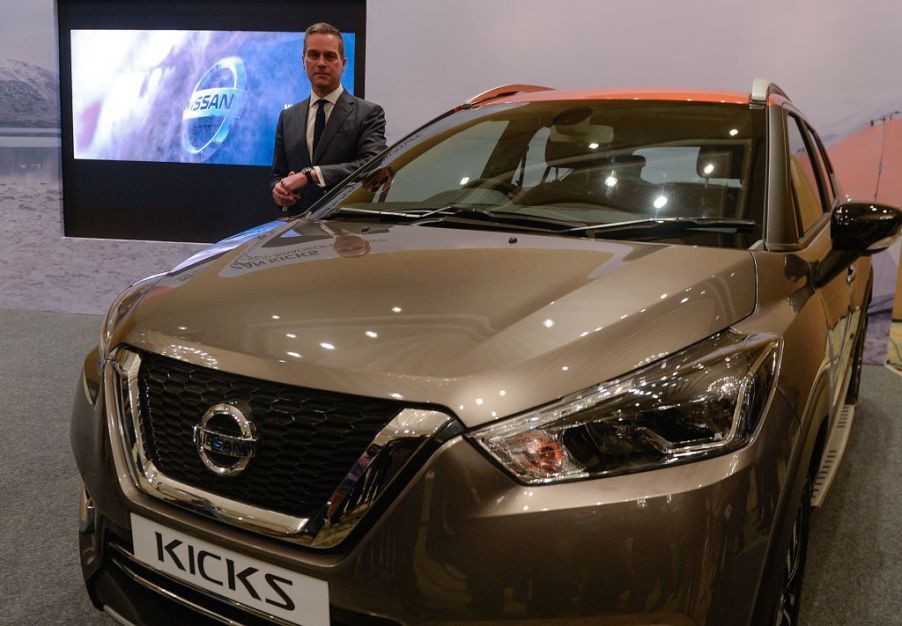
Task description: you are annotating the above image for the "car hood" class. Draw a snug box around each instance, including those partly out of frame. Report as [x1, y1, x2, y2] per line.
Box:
[120, 220, 757, 427]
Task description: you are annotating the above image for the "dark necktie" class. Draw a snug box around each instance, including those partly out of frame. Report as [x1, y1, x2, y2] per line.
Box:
[312, 99, 327, 157]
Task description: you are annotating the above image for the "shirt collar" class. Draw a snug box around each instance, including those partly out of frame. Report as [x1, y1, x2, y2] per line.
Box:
[312, 85, 344, 106]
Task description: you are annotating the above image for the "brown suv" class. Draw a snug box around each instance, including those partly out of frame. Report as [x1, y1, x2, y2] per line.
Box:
[72, 80, 902, 626]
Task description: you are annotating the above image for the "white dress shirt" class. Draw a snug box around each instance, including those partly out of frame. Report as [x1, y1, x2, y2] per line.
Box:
[306, 85, 344, 186]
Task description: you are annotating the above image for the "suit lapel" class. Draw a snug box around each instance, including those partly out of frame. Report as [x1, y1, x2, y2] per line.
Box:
[293, 99, 312, 165]
[312, 91, 354, 163]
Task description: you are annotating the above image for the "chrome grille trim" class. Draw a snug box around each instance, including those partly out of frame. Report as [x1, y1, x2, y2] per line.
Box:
[105, 347, 452, 547]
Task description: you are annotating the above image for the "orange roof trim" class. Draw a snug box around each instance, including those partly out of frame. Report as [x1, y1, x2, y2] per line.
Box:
[478, 88, 750, 106]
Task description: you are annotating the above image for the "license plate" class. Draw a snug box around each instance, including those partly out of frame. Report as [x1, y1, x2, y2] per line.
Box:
[130, 515, 329, 626]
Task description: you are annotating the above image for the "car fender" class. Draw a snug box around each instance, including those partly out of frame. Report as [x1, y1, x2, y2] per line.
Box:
[749, 361, 831, 625]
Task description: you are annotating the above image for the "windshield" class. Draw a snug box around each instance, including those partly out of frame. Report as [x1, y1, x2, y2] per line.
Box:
[315, 100, 767, 248]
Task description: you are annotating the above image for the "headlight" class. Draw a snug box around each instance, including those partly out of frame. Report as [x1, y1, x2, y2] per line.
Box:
[468, 331, 781, 484]
[99, 273, 165, 360]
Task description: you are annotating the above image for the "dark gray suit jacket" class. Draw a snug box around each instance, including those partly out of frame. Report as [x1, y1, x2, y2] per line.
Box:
[270, 90, 387, 211]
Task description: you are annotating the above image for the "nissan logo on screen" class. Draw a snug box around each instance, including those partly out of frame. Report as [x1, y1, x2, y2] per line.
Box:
[181, 56, 247, 161]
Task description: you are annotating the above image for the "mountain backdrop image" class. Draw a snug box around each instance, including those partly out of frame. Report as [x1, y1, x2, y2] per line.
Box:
[0, 58, 59, 127]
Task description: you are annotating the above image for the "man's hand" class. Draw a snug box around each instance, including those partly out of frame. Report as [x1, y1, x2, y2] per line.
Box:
[283, 170, 313, 192]
[272, 170, 304, 207]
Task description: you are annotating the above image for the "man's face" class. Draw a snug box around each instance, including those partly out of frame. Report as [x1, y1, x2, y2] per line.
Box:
[304, 33, 346, 96]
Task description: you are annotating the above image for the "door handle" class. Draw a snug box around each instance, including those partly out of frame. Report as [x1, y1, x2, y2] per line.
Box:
[847, 265, 857, 284]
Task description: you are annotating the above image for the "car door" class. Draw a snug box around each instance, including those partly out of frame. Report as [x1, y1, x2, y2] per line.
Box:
[784, 111, 854, 413]
[805, 122, 869, 400]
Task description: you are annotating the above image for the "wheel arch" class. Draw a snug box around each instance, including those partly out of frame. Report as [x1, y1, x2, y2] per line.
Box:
[750, 368, 831, 625]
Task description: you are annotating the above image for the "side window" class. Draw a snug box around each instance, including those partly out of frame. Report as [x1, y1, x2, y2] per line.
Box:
[806, 125, 838, 204]
[786, 115, 828, 233]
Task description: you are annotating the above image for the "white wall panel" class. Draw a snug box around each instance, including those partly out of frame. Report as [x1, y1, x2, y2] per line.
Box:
[367, 0, 902, 141]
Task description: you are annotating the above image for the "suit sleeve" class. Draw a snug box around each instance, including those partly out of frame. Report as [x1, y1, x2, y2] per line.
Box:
[270, 109, 289, 190]
[317, 104, 387, 186]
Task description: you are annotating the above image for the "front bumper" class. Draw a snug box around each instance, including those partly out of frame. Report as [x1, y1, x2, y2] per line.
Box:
[72, 365, 798, 626]
[79, 514, 397, 626]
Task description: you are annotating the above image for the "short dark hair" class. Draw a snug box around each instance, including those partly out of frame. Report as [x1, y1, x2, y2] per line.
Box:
[304, 22, 345, 59]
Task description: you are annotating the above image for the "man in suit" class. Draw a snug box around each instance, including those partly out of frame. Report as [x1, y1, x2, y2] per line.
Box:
[271, 22, 387, 212]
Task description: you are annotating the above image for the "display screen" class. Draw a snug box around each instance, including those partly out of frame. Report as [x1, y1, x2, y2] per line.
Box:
[58, 0, 366, 242]
[70, 30, 356, 166]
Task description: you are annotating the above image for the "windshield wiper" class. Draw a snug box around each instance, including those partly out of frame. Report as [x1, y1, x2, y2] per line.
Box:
[568, 217, 757, 238]
[326, 204, 497, 220]
[409, 204, 581, 231]
[325, 208, 755, 240]
[328, 206, 418, 219]
[327, 204, 583, 232]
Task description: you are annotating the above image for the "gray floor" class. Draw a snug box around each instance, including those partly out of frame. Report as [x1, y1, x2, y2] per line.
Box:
[802, 364, 902, 625]
[0, 309, 111, 625]
[0, 308, 900, 625]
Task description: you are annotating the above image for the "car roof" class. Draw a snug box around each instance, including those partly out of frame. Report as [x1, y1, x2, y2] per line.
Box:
[462, 80, 790, 109]
[477, 88, 751, 106]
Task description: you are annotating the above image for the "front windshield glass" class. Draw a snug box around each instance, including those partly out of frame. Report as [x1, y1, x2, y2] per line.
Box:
[316, 100, 766, 247]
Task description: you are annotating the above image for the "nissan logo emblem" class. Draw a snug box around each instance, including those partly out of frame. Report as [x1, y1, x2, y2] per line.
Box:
[193, 401, 258, 477]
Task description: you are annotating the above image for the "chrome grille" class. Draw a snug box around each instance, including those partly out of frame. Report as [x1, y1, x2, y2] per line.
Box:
[135, 349, 406, 518]
[108, 347, 454, 546]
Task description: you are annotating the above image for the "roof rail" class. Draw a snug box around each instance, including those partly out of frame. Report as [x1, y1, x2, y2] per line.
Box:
[750, 78, 789, 104]
[462, 83, 553, 107]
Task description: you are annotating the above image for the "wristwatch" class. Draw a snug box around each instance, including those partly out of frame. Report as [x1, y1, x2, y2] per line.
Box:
[302, 167, 315, 185]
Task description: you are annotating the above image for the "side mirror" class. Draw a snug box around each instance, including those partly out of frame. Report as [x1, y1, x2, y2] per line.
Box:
[814, 201, 902, 287]
[832, 201, 902, 255]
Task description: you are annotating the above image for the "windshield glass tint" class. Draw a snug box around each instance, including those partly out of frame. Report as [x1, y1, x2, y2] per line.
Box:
[320, 100, 766, 243]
